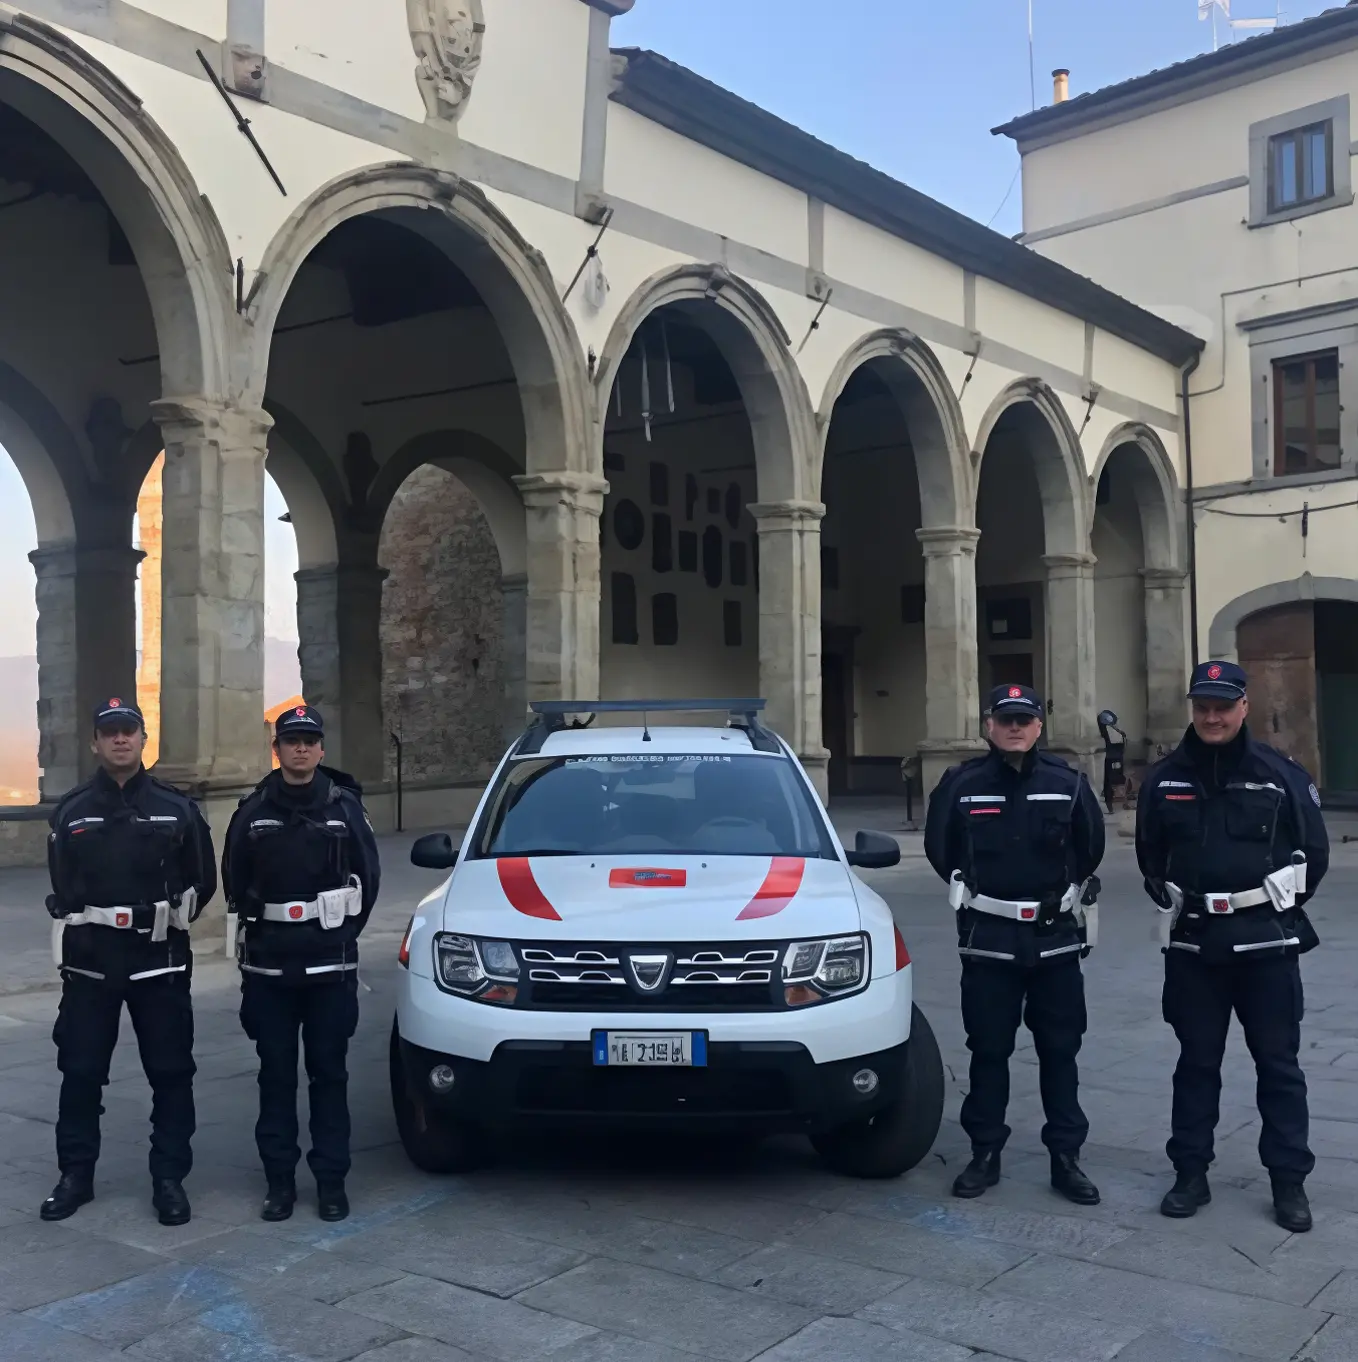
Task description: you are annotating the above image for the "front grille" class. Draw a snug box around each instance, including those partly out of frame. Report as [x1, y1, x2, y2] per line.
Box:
[514, 940, 783, 1011]
[515, 1064, 794, 1114]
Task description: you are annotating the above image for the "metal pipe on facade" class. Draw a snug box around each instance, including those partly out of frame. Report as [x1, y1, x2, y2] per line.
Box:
[1181, 353, 1202, 668]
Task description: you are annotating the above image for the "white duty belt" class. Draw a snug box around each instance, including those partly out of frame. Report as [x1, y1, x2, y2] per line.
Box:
[1157, 855, 1307, 947]
[261, 876, 362, 930]
[949, 872, 1097, 949]
[62, 889, 198, 941]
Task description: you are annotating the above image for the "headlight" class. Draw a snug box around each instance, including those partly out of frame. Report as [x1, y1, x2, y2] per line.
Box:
[782, 934, 869, 1006]
[433, 934, 520, 1004]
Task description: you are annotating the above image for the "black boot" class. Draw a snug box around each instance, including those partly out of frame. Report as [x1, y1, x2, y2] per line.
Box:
[151, 1178, 191, 1227]
[39, 1172, 93, 1222]
[1272, 1179, 1312, 1233]
[1050, 1152, 1100, 1206]
[316, 1182, 349, 1222]
[952, 1151, 1001, 1199]
[261, 1177, 297, 1223]
[1160, 1170, 1211, 1218]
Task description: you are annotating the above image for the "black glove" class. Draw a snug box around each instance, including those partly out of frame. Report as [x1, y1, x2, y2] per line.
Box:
[45, 894, 71, 921]
[1081, 875, 1102, 907]
[1143, 876, 1172, 910]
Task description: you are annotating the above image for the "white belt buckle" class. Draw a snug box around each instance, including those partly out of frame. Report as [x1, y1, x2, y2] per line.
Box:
[1205, 891, 1234, 916]
[282, 902, 309, 922]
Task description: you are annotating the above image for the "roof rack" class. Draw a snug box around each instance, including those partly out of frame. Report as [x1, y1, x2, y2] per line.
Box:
[516, 699, 780, 756]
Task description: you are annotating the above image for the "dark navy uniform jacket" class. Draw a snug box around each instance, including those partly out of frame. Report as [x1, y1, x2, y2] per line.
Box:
[48, 767, 217, 982]
[223, 766, 380, 979]
[925, 747, 1105, 967]
[1136, 725, 1328, 955]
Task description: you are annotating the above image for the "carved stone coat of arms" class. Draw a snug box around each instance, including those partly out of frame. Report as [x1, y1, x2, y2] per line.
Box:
[407, 0, 485, 123]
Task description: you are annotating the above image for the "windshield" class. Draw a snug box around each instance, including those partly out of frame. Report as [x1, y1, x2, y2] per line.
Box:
[474, 754, 837, 860]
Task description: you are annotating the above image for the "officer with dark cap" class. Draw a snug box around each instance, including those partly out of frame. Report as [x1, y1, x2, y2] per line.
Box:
[223, 703, 380, 1223]
[41, 697, 216, 1225]
[926, 683, 1105, 1204]
[1138, 660, 1328, 1232]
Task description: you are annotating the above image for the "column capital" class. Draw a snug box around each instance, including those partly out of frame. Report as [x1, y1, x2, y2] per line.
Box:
[1042, 552, 1097, 577]
[1141, 566, 1188, 586]
[501, 571, 529, 591]
[295, 563, 391, 590]
[29, 544, 146, 579]
[151, 397, 272, 448]
[748, 499, 826, 527]
[513, 470, 609, 512]
[916, 525, 981, 557]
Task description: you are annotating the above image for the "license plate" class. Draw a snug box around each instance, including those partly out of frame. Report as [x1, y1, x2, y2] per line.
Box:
[592, 1031, 707, 1066]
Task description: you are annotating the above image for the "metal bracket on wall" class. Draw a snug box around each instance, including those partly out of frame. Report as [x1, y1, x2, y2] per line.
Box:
[796, 288, 834, 355]
[563, 209, 614, 302]
[195, 48, 286, 196]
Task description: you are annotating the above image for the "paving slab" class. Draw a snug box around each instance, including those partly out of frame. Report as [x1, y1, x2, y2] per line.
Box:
[0, 1313, 124, 1361]
[748, 1316, 973, 1361]
[517, 1258, 814, 1362]
[708, 1243, 907, 1313]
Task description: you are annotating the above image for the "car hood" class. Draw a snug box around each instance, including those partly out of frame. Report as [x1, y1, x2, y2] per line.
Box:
[441, 854, 860, 941]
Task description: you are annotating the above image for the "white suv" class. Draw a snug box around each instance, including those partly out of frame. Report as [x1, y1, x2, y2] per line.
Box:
[390, 700, 943, 1179]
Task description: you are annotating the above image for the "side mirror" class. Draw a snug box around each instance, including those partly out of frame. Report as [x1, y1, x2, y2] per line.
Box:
[844, 830, 901, 870]
[410, 833, 458, 870]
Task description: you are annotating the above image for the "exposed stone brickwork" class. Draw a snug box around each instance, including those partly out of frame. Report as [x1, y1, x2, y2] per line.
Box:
[379, 464, 504, 785]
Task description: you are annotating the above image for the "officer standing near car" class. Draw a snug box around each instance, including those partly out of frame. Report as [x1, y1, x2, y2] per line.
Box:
[42, 697, 216, 1225]
[1137, 661, 1328, 1232]
[925, 683, 1105, 1204]
[223, 704, 380, 1223]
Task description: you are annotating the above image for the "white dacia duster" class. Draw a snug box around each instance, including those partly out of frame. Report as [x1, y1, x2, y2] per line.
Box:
[391, 700, 944, 1178]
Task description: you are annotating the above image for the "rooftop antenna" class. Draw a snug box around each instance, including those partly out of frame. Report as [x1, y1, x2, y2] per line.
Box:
[1028, 0, 1036, 111]
[1200, 0, 1280, 51]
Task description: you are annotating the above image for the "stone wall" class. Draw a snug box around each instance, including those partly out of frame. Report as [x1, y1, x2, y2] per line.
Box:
[379, 464, 504, 786]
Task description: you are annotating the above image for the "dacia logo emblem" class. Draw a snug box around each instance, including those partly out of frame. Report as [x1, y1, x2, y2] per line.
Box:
[624, 951, 672, 994]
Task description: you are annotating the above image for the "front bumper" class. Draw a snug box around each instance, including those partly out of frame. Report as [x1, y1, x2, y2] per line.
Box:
[396, 1033, 913, 1134]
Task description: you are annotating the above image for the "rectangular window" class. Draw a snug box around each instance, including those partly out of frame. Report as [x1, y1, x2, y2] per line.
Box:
[1273, 350, 1342, 476]
[1268, 121, 1333, 214]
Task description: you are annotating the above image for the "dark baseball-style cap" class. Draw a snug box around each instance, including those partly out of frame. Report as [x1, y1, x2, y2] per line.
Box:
[93, 696, 144, 730]
[987, 684, 1045, 719]
[1188, 660, 1247, 701]
[275, 703, 325, 739]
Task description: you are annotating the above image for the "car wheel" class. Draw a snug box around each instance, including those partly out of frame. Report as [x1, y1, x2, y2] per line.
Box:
[389, 1021, 487, 1174]
[810, 1004, 945, 1179]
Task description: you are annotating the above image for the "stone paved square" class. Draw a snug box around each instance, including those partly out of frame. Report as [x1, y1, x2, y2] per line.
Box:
[0, 820, 1355, 1360]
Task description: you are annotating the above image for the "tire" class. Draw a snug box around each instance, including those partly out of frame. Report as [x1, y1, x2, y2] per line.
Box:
[810, 1004, 945, 1179]
[389, 1022, 487, 1174]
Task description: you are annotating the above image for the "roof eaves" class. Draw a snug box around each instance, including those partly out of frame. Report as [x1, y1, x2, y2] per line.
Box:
[610, 48, 1204, 367]
[994, 3, 1358, 142]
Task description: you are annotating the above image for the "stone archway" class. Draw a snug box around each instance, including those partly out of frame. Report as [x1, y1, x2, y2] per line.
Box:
[594, 264, 822, 770]
[817, 330, 977, 795]
[974, 380, 1094, 758]
[248, 164, 598, 724]
[1092, 423, 1186, 759]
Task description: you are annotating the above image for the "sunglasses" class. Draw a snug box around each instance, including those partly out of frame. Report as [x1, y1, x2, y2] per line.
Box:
[279, 734, 322, 747]
[96, 723, 142, 738]
[992, 713, 1037, 727]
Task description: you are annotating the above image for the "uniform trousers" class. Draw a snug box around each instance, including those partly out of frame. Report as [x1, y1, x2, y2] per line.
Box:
[1163, 948, 1313, 1181]
[53, 968, 195, 1181]
[240, 972, 360, 1183]
[960, 955, 1089, 1155]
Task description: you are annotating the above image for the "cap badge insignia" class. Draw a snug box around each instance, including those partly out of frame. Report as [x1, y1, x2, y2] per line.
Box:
[1008, 687, 1022, 699]
[1207, 665, 1222, 680]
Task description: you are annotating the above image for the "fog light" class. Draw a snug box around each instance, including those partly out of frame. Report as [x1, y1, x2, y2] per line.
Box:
[428, 1064, 456, 1093]
[851, 1068, 879, 1095]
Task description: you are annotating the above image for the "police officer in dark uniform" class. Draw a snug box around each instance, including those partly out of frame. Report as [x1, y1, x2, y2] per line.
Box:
[1137, 661, 1328, 1232]
[925, 684, 1105, 1204]
[223, 704, 379, 1223]
[42, 697, 216, 1225]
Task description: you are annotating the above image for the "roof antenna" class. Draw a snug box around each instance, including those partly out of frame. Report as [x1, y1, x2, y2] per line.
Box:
[1028, 0, 1036, 111]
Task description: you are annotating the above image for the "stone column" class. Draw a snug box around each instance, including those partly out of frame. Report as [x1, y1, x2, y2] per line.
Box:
[1142, 566, 1189, 761]
[916, 527, 986, 799]
[512, 472, 608, 704]
[30, 544, 143, 800]
[295, 563, 388, 784]
[1043, 551, 1100, 773]
[151, 399, 272, 790]
[501, 571, 529, 743]
[749, 499, 827, 789]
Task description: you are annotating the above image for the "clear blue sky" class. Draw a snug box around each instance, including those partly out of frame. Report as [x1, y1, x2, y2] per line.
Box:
[0, 0, 1336, 656]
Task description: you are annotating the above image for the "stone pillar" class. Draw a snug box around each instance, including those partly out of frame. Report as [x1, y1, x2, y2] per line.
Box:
[152, 399, 272, 789]
[749, 499, 827, 789]
[916, 527, 986, 799]
[295, 563, 388, 784]
[512, 472, 607, 703]
[501, 571, 529, 743]
[136, 456, 164, 765]
[30, 544, 143, 799]
[1043, 551, 1100, 773]
[1142, 566, 1189, 761]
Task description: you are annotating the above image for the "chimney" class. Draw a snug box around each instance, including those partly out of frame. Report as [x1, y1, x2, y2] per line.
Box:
[1053, 69, 1070, 104]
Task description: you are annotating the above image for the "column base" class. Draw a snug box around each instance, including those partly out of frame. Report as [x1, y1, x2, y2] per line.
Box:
[918, 739, 987, 804]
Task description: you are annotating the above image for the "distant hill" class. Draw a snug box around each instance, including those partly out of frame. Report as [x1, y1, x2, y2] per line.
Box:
[0, 639, 304, 804]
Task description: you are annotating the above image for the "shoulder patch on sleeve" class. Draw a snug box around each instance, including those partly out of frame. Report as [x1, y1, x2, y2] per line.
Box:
[1309, 783, 1322, 808]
